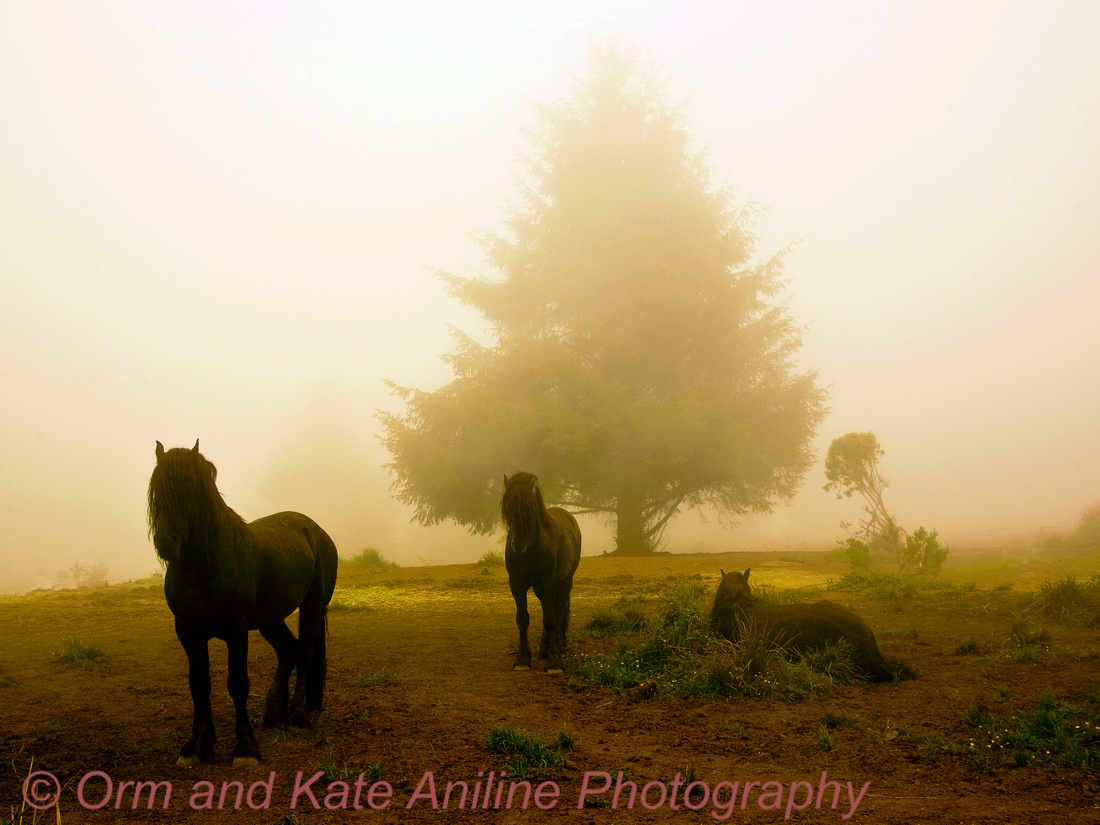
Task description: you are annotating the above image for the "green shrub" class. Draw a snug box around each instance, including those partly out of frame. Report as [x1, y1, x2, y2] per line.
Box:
[344, 548, 397, 569]
[478, 550, 505, 568]
[1031, 576, 1100, 626]
[899, 527, 949, 574]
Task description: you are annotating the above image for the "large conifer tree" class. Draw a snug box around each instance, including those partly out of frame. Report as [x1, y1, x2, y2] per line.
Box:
[379, 44, 827, 554]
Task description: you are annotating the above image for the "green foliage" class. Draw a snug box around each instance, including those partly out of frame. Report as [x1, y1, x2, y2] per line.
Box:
[344, 548, 398, 569]
[572, 581, 858, 701]
[965, 691, 1100, 771]
[60, 638, 104, 667]
[484, 725, 573, 779]
[899, 527, 949, 575]
[838, 536, 872, 570]
[816, 723, 835, 752]
[378, 43, 827, 554]
[823, 432, 885, 500]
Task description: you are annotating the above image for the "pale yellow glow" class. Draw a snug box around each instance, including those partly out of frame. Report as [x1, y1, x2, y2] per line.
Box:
[1, 1, 1097, 590]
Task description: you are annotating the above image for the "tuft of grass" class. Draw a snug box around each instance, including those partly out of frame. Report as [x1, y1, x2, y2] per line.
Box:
[821, 712, 861, 729]
[914, 732, 958, 755]
[869, 720, 898, 745]
[484, 725, 573, 779]
[817, 724, 835, 752]
[1030, 575, 1100, 626]
[344, 548, 398, 569]
[579, 600, 648, 637]
[954, 638, 982, 655]
[351, 668, 394, 688]
[60, 638, 104, 667]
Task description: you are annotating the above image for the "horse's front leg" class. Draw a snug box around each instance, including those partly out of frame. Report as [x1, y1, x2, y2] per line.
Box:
[175, 627, 215, 767]
[510, 580, 532, 671]
[226, 626, 261, 767]
[533, 583, 554, 662]
[259, 621, 296, 730]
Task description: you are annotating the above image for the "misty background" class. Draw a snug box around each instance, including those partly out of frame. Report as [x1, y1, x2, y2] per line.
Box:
[2, 1, 1098, 593]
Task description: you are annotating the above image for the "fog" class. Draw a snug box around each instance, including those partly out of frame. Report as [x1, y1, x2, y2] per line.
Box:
[2, 2, 1098, 592]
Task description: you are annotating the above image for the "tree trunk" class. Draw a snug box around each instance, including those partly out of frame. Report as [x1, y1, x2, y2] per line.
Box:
[614, 491, 652, 555]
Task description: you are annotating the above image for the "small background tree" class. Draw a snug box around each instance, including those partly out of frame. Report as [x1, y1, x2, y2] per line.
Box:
[823, 432, 898, 554]
[824, 431, 948, 574]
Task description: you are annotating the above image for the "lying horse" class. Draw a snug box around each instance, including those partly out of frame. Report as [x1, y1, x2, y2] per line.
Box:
[501, 472, 581, 673]
[148, 440, 339, 766]
[711, 568, 913, 682]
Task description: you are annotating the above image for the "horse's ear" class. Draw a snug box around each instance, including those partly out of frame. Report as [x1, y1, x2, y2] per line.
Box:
[743, 568, 751, 580]
[155, 441, 164, 459]
[192, 439, 200, 453]
[720, 568, 726, 578]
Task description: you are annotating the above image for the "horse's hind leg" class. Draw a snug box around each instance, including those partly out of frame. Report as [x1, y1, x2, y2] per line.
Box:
[510, 580, 533, 671]
[288, 603, 324, 730]
[259, 621, 297, 729]
[226, 626, 262, 767]
[545, 581, 572, 674]
[176, 628, 216, 767]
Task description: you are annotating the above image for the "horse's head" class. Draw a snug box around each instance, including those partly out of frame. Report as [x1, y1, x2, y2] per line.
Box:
[715, 568, 753, 604]
[148, 440, 219, 563]
[501, 472, 546, 536]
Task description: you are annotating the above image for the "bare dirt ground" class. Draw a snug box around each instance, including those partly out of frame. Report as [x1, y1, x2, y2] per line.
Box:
[2, 547, 1099, 824]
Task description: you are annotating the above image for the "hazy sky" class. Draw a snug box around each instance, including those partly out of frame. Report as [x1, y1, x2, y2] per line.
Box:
[2, 1, 1098, 592]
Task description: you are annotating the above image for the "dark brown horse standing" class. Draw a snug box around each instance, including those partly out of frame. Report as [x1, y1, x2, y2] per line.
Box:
[147, 440, 338, 766]
[711, 568, 914, 682]
[501, 472, 581, 673]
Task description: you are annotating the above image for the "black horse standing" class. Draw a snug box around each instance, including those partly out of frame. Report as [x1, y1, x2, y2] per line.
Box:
[501, 472, 581, 673]
[147, 440, 338, 766]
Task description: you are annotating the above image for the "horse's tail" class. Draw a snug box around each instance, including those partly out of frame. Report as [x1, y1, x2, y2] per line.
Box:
[307, 606, 328, 711]
[307, 523, 337, 714]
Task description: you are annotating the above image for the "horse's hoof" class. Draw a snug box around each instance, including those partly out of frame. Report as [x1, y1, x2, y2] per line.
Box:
[513, 665, 530, 672]
[232, 756, 260, 768]
[176, 755, 203, 768]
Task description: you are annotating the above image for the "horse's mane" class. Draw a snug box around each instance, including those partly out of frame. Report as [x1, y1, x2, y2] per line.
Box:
[147, 444, 246, 564]
[501, 472, 548, 548]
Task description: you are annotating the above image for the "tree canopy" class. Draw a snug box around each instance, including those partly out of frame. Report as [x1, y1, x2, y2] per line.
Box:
[823, 431, 893, 539]
[379, 44, 828, 554]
